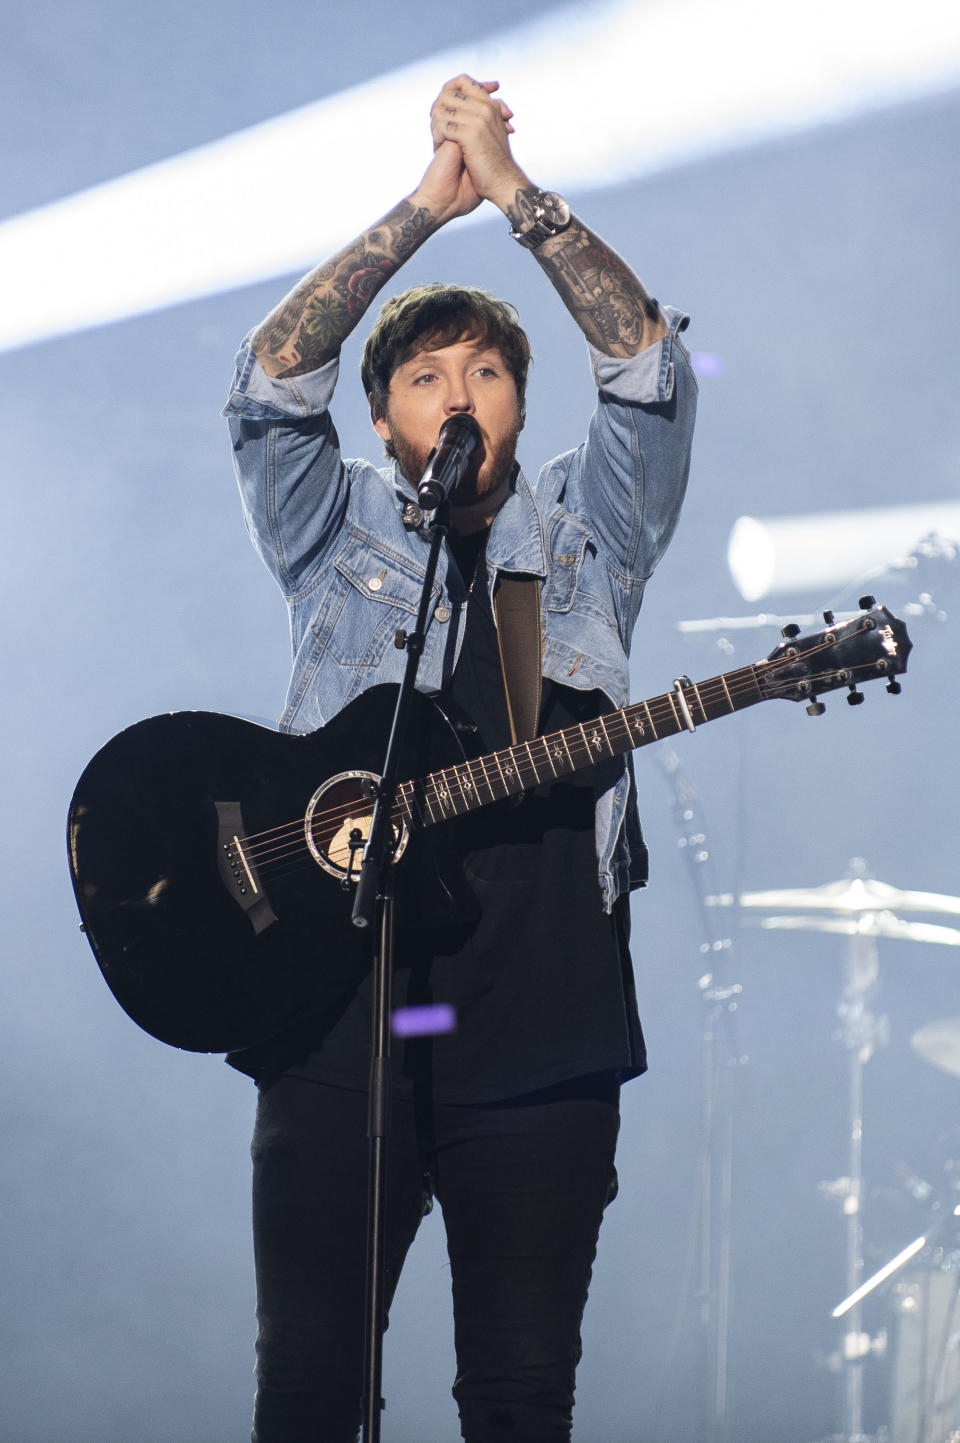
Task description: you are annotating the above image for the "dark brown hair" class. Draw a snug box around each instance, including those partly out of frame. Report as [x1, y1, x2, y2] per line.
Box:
[360, 283, 532, 427]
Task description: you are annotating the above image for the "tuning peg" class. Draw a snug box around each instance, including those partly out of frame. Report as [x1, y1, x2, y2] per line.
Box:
[806, 699, 826, 717]
[822, 609, 835, 626]
[858, 595, 876, 610]
[847, 686, 865, 706]
[781, 622, 800, 639]
[886, 680, 902, 695]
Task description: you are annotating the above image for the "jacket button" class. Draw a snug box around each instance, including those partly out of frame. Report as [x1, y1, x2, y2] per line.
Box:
[367, 576, 383, 592]
[435, 604, 451, 623]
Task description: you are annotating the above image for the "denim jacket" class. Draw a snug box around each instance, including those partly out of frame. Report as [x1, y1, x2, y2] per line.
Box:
[223, 308, 696, 910]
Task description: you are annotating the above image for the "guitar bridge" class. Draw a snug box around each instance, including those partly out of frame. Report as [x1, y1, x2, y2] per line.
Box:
[215, 801, 278, 935]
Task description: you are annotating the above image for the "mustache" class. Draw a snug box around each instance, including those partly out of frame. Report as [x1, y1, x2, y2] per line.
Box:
[393, 423, 519, 499]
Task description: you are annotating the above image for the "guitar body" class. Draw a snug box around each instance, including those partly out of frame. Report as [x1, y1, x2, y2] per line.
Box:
[67, 600, 912, 1055]
[67, 686, 471, 1053]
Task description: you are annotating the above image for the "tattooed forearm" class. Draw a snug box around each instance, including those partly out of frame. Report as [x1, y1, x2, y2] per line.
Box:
[252, 199, 438, 377]
[506, 190, 665, 357]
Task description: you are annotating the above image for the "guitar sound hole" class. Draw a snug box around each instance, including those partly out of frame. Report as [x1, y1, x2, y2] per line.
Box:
[304, 771, 408, 882]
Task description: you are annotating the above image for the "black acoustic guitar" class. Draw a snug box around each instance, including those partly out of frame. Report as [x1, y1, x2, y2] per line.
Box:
[67, 600, 911, 1053]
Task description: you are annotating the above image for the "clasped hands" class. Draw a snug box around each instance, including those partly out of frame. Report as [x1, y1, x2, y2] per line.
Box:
[414, 75, 529, 225]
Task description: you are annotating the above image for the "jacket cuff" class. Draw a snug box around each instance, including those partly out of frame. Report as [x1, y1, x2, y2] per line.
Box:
[587, 305, 690, 404]
[222, 335, 340, 418]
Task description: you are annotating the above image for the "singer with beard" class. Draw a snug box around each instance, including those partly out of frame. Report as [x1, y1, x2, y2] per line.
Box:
[223, 74, 697, 1443]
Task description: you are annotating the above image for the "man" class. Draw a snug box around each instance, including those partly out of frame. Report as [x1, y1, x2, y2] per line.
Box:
[223, 75, 696, 1443]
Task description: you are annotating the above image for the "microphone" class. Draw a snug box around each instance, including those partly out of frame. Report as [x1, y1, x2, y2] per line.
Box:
[416, 414, 482, 510]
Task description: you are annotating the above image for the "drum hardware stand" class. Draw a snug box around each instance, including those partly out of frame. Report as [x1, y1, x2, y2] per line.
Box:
[742, 860, 888, 1443]
[739, 862, 960, 1443]
[832, 1205, 960, 1324]
[675, 588, 952, 1443]
[351, 496, 451, 1443]
[826, 910, 887, 1443]
[833, 1201, 960, 1443]
[659, 746, 744, 1443]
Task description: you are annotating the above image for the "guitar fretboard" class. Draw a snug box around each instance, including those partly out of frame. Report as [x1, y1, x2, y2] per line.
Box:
[395, 663, 765, 829]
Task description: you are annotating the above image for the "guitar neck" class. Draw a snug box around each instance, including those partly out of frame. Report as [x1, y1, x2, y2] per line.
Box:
[397, 662, 764, 829]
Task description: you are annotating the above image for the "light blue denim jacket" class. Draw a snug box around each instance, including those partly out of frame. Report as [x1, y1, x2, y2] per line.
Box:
[223, 307, 696, 910]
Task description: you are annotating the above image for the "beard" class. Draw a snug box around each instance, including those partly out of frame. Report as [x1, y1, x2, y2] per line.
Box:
[389, 419, 521, 507]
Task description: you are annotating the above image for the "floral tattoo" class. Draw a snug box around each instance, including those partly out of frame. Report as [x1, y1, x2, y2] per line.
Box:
[252, 201, 436, 377]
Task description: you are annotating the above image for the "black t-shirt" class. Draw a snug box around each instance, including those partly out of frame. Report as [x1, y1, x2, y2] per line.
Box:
[227, 528, 646, 1101]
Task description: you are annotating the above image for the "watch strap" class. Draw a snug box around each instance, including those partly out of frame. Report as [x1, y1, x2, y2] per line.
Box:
[509, 191, 572, 250]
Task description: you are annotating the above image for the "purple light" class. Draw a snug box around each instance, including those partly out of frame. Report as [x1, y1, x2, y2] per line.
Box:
[691, 351, 724, 378]
[391, 1004, 458, 1038]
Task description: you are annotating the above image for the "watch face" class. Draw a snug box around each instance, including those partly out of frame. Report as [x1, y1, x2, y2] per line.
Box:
[539, 192, 571, 229]
[510, 191, 572, 247]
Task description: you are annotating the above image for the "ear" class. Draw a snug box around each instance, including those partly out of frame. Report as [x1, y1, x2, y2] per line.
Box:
[369, 395, 391, 443]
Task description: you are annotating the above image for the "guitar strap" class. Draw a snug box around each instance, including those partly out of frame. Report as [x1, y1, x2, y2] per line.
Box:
[492, 574, 543, 744]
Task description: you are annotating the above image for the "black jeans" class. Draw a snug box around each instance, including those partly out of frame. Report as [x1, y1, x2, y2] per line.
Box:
[250, 1072, 620, 1443]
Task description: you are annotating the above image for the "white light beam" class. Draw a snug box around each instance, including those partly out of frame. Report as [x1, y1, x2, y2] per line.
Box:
[1, 0, 959, 352]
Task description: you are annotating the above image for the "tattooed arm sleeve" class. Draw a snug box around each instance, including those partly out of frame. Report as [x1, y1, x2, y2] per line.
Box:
[251, 197, 440, 379]
[504, 189, 670, 358]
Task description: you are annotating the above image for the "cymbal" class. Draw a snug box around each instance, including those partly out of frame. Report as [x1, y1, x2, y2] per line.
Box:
[738, 876, 960, 917]
[911, 1018, 960, 1078]
[752, 912, 960, 946]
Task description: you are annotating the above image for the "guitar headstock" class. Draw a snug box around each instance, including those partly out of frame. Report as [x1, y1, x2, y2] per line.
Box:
[759, 596, 912, 713]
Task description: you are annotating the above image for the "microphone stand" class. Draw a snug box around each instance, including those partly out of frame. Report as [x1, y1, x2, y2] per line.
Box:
[657, 742, 742, 1443]
[351, 495, 451, 1443]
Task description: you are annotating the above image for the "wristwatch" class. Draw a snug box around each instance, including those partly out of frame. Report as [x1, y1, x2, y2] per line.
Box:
[509, 190, 572, 250]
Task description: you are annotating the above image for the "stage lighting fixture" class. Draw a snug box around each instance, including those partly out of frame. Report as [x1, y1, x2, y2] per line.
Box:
[727, 501, 960, 601]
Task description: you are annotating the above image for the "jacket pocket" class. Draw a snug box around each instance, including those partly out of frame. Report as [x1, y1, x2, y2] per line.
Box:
[542, 512, 592, 614]
[309, 530, 438, 667]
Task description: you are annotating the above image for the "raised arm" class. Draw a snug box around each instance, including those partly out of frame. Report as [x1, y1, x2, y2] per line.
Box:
[252, 82, 515, 378]
[430, 75, 669, 358]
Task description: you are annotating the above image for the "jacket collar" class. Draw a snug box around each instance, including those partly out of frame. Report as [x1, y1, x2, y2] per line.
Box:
[487, 466, 548, 577]
[389, 462, 547, 578]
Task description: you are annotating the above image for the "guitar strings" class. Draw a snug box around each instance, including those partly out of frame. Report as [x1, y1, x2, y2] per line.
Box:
[238, 642, 882, 874]
[236, 666, 766, 869]
[238, 684, 792, 873]
[238, 651, 873, 874]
